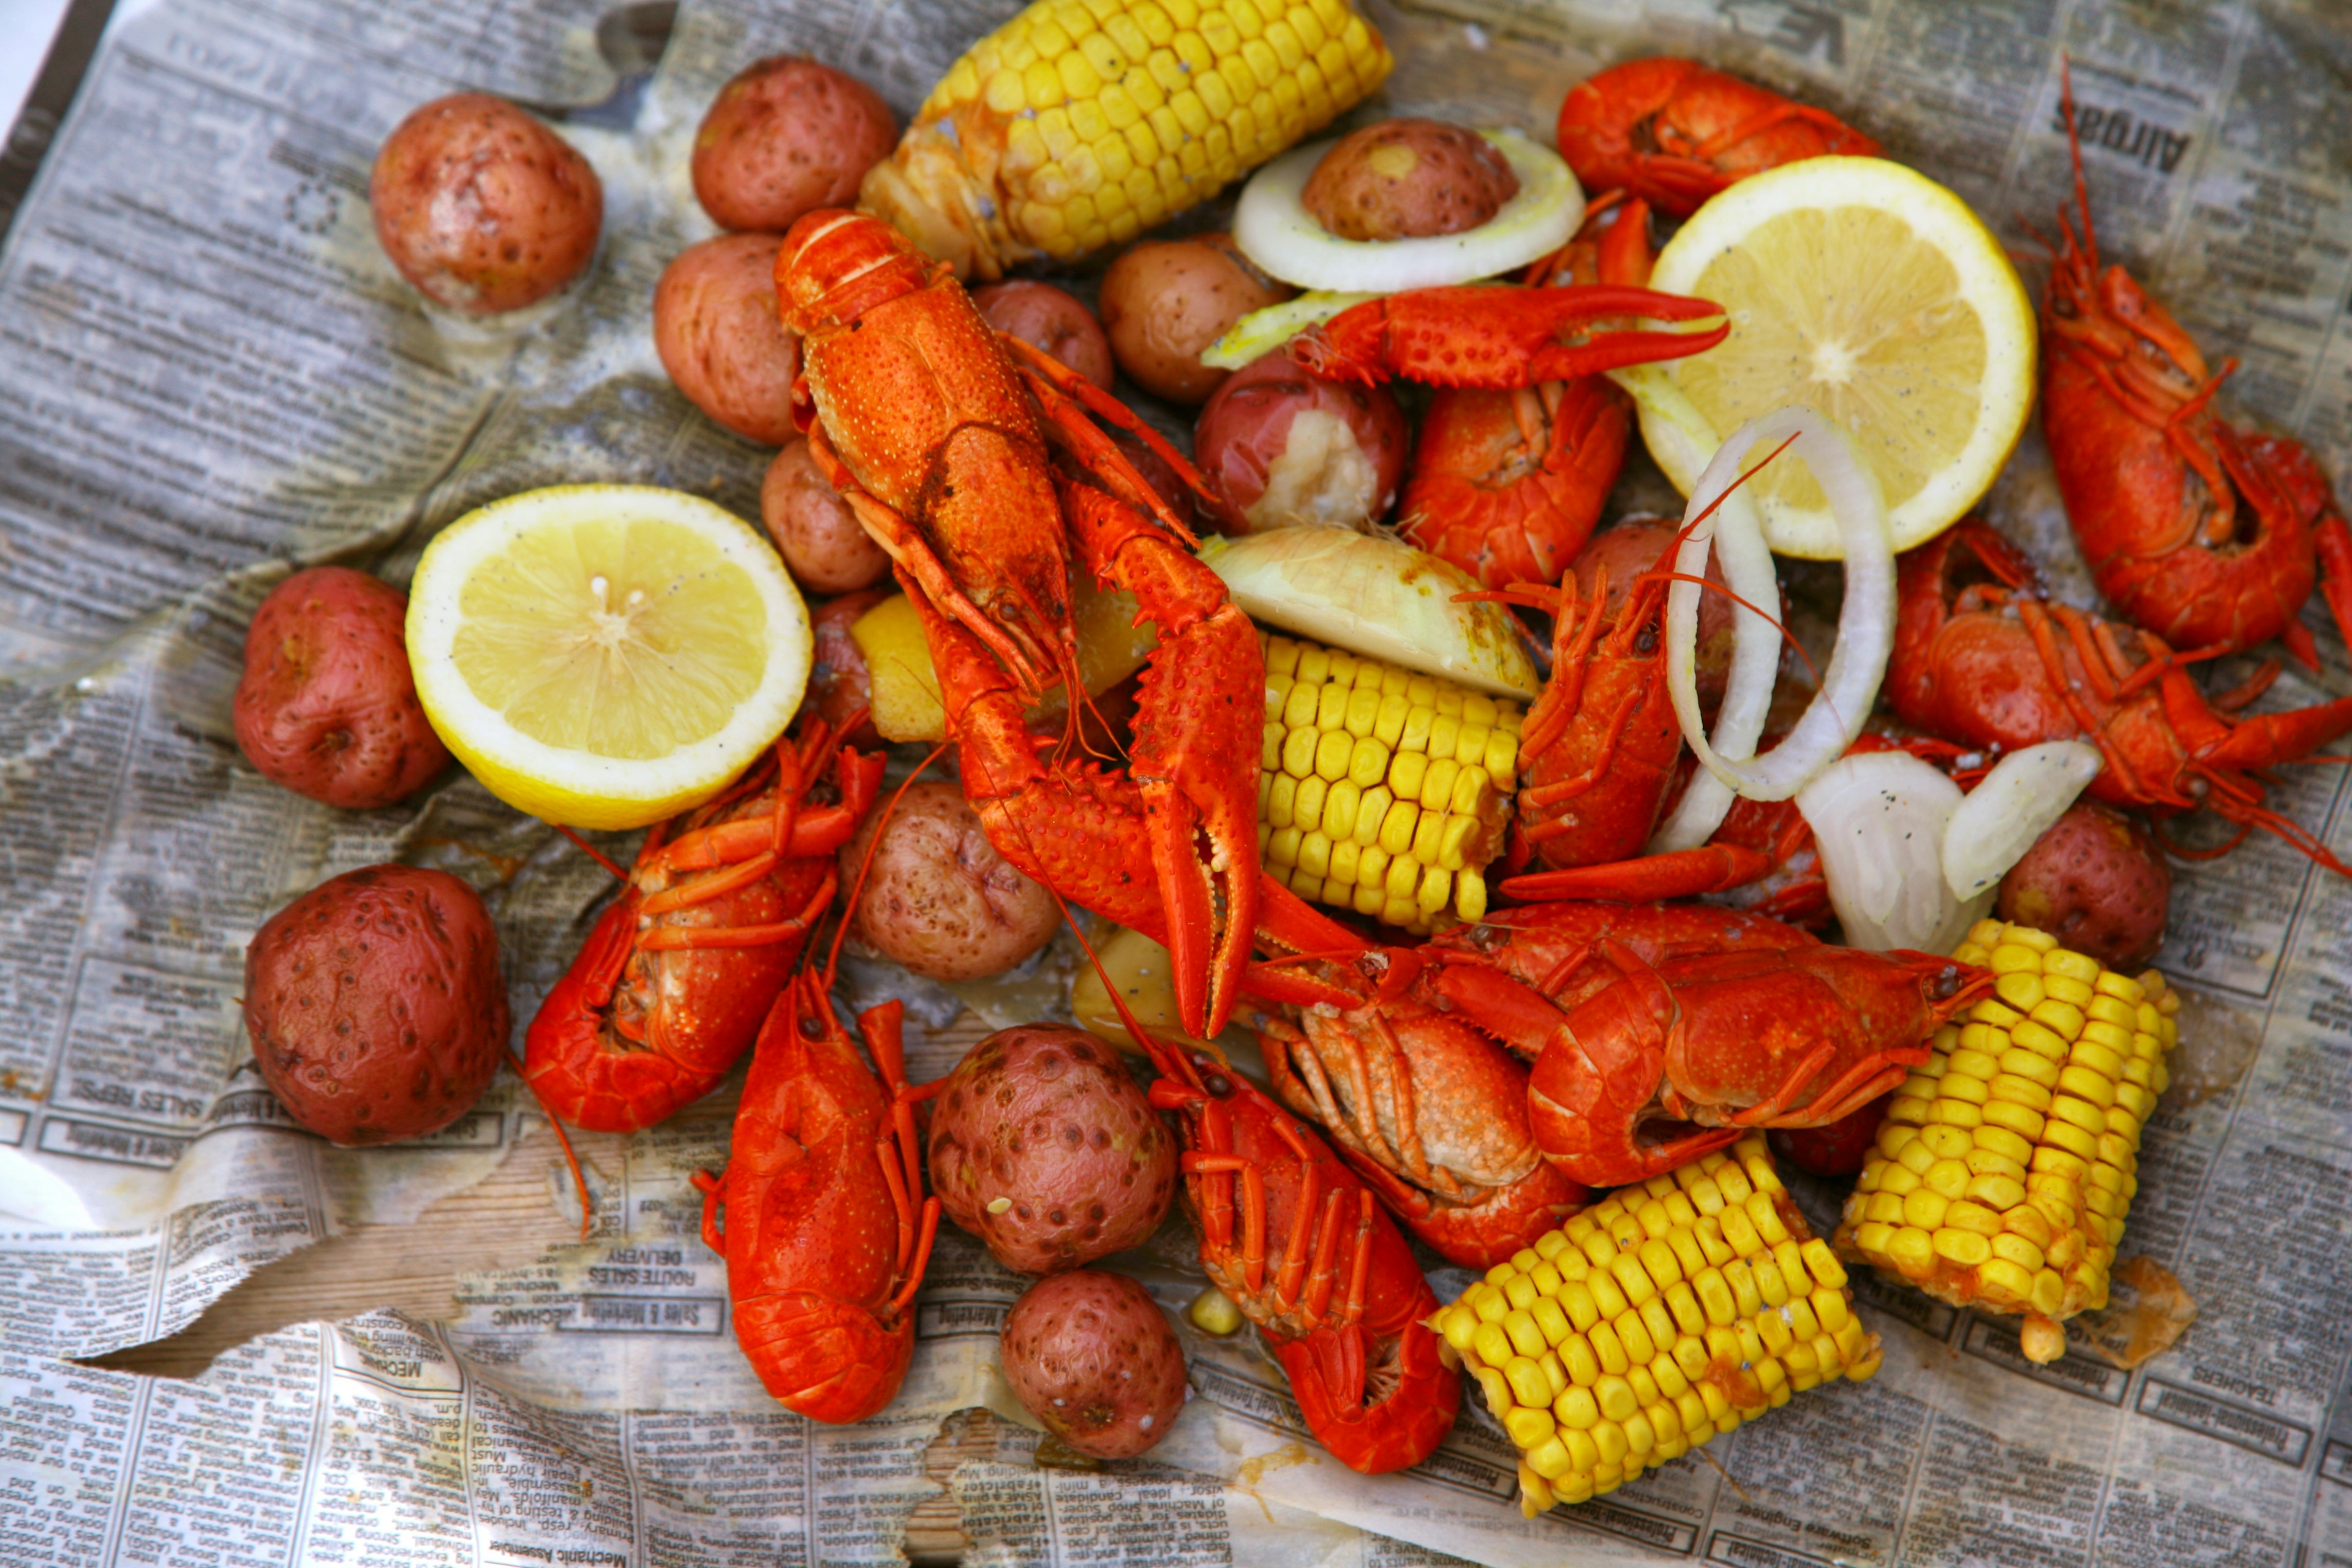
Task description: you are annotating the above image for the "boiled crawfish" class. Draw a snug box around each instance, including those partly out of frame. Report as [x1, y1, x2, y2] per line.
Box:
[778, 209, 1261, 1040]
[1136, 1017, 1459, 1474]
[1396, 200, 1658, 590]
[1240, 884, 1586, 1271]
[1415, 903, 1987, 1188]
[2041, 72, 2352, 671]
[1555, 57, 1879, 217]
[692, 971, 939, 1424]
[524, 723, 884, 1133]
[1890, 516, 2352, 873]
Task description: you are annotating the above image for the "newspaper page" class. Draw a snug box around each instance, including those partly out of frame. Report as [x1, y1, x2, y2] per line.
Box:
[3, 0, 2350, 1563]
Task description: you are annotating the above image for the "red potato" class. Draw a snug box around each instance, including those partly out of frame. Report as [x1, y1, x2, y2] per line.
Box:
[973, 281, 1116, 391]
[840, 782, 1060, 982]
[370, 94, 602, 314]
[653, 233, 801, 445]
[1997, 803, 2173, 971]
[234, 567, 450, 810]
[1000, 1269, 1188, 1458]
[1192, 349, 1408, 532]
[762, 438, 892, 592]
[692, 57, 897, 233]
[243, 865, 508, 1145]
[927, 1025, 1178, 1274]
[1098, 233, 1292, 405]
[1301, 119, 1519, 241]
[807, 588, 890, 748]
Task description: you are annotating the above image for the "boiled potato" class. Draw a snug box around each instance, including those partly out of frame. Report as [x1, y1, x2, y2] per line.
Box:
[371, 94, 601, 314]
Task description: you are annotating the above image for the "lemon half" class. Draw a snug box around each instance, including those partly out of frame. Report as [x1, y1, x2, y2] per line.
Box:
[408, 485, 811, 830]
[1621, 157, 2035, 559]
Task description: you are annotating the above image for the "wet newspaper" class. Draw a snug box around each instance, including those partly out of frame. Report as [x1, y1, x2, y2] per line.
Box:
[4, 0, 2350, 1562]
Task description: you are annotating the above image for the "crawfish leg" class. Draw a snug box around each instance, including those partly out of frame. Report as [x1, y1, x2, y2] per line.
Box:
[1057, 478, 1264, 1039]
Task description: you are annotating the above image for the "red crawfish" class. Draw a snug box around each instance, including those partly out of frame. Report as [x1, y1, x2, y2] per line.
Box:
[693, 972, 940, 1425]
[1890, 517, 2352, 873]
[524, 722, 883, 1133]
[1412, 903, 1986, 1188]
[2040, 69, 2352, 672]
[1141, 1023, 1460, 1474]
[1555, 57, 1880, 217]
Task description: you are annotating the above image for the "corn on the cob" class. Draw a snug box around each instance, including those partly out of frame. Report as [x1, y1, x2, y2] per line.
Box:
[1833, 918, 2179, 1365]
[858, 0, 1393, 277]
[1257, 631, 1520, 932]
[1431, 1136, 1879, 1517]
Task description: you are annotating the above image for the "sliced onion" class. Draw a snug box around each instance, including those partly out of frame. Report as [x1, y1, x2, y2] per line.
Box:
[1797, 750, 1987, 953]
[1234, 129, 1581, 293]
[1943, 741, 2105, 900]
[1661, 407, 1895, 843]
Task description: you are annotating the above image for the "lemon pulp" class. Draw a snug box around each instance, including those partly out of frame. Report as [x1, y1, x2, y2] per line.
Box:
[1628, 157, 2035, 559]
[453, 516, 767, 757]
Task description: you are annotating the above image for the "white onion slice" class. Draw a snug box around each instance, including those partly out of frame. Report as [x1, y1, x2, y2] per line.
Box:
[1662, 407, 1895, 824]
[1234, 129, 1581, 293]
[1943, 741, 2105, 900]
[1797, 750, 1988, 953]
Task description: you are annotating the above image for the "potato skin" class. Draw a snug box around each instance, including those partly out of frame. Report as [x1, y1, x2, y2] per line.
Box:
[1098, 234, 1291, 405]
[1997, 803, 2173, 971]
[763, 438, 891, 592]
[1302, 119, 1519, 241]
[1000, 1270, 1187, 1458]
[930, 1025, 1178, 1274]
[692, 57, 897, 233]
[973, 281, 1115, 391]
[370, 94, 601, 314]
[808, 588, 890, 748]
[244, 865, 508, 1146]
[653, 233, 801, 445]
[840, 782, 1060, 982]
[1193, 349, 1406, 531]
[234, 567, 450, 810]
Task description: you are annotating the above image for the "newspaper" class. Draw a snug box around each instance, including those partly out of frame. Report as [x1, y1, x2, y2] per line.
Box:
[3, 0, 2350, 1562]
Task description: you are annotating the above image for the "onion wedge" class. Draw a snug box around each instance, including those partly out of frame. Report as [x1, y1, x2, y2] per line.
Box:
[1656, 407, 1895, 854]
[1943, 741, 2104, 900]
[1796, 750, 1988, 954]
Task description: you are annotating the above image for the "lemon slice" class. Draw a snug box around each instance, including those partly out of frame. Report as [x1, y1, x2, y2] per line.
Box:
[407, 485, 811, 830]
[1621, 156, 2035, 559]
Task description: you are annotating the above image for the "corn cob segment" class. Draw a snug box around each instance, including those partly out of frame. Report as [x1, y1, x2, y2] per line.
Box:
[1257, 631, 1521, 932]
[1833, 919, 2180, 1365]
[1431, 1136, 1880, 1517]
[859, 0, 1394, 277]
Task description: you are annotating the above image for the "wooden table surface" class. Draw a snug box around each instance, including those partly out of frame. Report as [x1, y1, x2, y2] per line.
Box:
[89, 1017, 1008, 1564]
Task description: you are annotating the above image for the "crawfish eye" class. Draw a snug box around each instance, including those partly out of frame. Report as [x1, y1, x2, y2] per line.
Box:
[1203, 1074, 1232, 1098]
[1635, 623, 1659, 656]
[799, 1016, 825, 1039]
[1929, 965, 1964, 1000]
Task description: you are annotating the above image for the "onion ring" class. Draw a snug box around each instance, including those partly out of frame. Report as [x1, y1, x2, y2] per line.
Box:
[1657, 407, 1896, 855]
